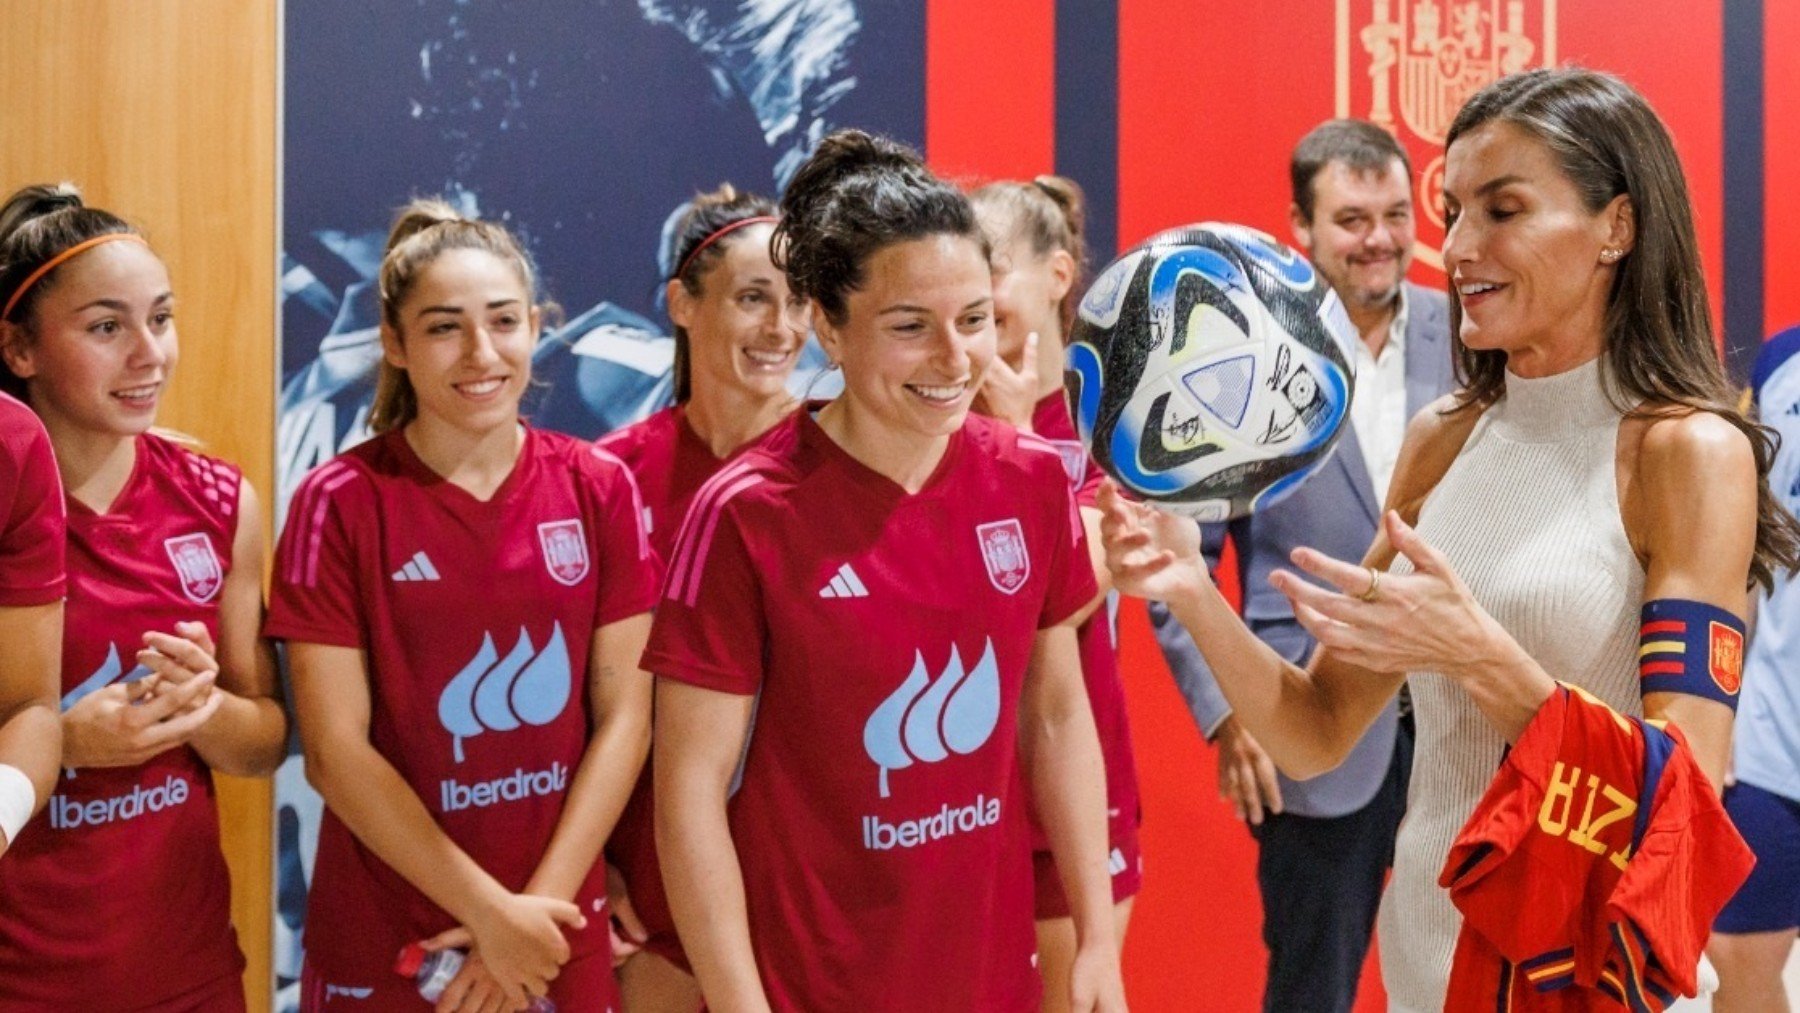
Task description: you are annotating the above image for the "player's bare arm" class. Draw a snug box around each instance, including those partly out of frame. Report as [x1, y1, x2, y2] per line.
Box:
[292, 641, 583, 1007]
[653, 678, 772, 1013]
[1060, 506, 1114, 628]
[525, 611, 653, 902]
[1622, 408, 1756, 792]
[0, 601, 62, 853]
[1020, 623, 1127, 1012]
[139, 477, 286, 777]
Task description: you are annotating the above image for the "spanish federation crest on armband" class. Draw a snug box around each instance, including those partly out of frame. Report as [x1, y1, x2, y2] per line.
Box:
[1638, 599, 1746, 707]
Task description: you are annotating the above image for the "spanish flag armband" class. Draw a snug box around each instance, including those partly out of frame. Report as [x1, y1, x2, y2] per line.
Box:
[1638, 599, 1745, 709]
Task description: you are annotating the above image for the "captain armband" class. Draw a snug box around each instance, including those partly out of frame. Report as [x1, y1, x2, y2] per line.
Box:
[1637, 599, 1745, 709]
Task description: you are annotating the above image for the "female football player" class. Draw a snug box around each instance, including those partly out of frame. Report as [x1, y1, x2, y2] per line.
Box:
[971, 177, 1143, 1013]
[269, 200, 658, 1012]
[0, 390, 64, 862]
[647, 130, 1127, 1013]
[0, 184, 286, 1011]
[1102, 67, 1800, 1010]
[598, 183, 805, 1012]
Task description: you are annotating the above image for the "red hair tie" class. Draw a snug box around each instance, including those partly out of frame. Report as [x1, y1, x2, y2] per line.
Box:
[673, 216, 778, 281]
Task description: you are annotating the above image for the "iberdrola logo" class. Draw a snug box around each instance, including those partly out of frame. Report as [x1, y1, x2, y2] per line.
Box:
[437, 624, 573, 763]
[862, 640, 1001, 798]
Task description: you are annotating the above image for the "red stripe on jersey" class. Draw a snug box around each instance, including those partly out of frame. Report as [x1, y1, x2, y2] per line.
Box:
[666, 457, 762, 603]
[1641, 620, 1685, 636]
[289, 462, 358, 588]
[672, 471, 765, 607]
[1014, 432, 1085, 545]
[590, 444, 652, 561]
[280, 469, 327, 588]
[1640, 660, 1686, 677]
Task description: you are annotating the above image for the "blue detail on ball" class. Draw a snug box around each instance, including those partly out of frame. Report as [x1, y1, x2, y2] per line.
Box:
[1292, 350, 1352, 455]
[1149, 247, 1245, 312]
[1232, 233, 1317, 290]
[1067, 341, 1105, 447]
[1067, 222, 1356, 519]
[1251, 459, 1322, 511]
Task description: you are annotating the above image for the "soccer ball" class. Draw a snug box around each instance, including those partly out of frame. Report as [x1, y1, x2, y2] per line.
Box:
[1065, 223, 1357, 521]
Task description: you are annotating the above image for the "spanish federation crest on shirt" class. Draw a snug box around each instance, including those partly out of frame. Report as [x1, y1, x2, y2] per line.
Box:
[976, 519, 1030, 596]
[164, 532, 223, 603]
[1336, 0, 1555, 272]
[537, 519, 590, 586]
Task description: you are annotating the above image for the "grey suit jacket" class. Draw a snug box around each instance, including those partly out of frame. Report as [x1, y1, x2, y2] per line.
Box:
[1151, 282, 1454, 818]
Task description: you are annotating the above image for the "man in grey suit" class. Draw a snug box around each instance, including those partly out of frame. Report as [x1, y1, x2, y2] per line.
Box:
[1151, 120, 1454, 1013]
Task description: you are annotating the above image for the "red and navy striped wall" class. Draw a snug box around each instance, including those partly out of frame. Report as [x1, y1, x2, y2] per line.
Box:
[918, 3, 1792, 1007]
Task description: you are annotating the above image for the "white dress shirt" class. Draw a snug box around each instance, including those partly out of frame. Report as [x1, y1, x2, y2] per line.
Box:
[1348, 290, 1409, 508]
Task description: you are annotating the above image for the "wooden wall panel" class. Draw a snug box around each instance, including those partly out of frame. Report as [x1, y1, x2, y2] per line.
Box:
[0, 0, 278, 1005]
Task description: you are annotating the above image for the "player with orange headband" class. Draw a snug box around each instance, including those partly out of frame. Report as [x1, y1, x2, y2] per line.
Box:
[0, 183, 287, 1011]
[597, 184, 806, 1013]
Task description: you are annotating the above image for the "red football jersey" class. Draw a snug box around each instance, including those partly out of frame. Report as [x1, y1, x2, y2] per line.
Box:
[266, 427, 658, 1008]
[1440, 684, 1753, 1011]
[0, 433, 245, 1008]
[0, 392, 65, 606]
[596, 404, 758, 563]
[594, 404, 764, 968]
[1030, 393, 1142, 858]
[641, 408, 1098, 1013]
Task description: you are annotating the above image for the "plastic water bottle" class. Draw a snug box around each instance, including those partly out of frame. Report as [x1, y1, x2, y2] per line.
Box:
[394, 942, 557, 1011]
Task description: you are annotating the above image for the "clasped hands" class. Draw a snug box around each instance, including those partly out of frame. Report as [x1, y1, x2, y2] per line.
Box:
[61, 621, 224, 769]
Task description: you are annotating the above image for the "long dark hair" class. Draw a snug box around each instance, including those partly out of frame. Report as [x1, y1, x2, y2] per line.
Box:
[664, 184, 778, 403]
[0, 184, 141, 401]
[1444, 66, 1800, 591]
[773, 129, 985, 327]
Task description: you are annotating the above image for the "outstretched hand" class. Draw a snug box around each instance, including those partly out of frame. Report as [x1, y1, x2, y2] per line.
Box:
[1096, 481, 1209, 605]
[1269, 511, 1502, 677]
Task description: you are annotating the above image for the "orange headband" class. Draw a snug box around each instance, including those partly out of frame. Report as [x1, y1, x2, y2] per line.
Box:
[673, 216, 778, 281]
[2, 233, 148, 322]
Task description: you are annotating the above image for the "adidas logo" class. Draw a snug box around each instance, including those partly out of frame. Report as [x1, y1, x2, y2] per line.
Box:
[391, 551, 441, 582]
[818, 562, 868, 599]
[1108, 847, 1128, 877]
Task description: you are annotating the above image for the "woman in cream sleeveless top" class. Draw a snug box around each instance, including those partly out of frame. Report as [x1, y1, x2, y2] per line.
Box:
[1098, 66, 1800, 1011]
[1379, 357, 1644, 1009]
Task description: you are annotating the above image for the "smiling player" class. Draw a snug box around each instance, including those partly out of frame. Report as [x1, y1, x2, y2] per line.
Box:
[268, 200, 658, 1012]
[0, 184, 286, 1011]
[646, 131, 1127, 1013]
[597, 184, 806, 1012]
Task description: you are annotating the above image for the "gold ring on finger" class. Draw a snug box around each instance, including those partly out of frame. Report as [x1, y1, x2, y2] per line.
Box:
[1358, 565, 1382, 603]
